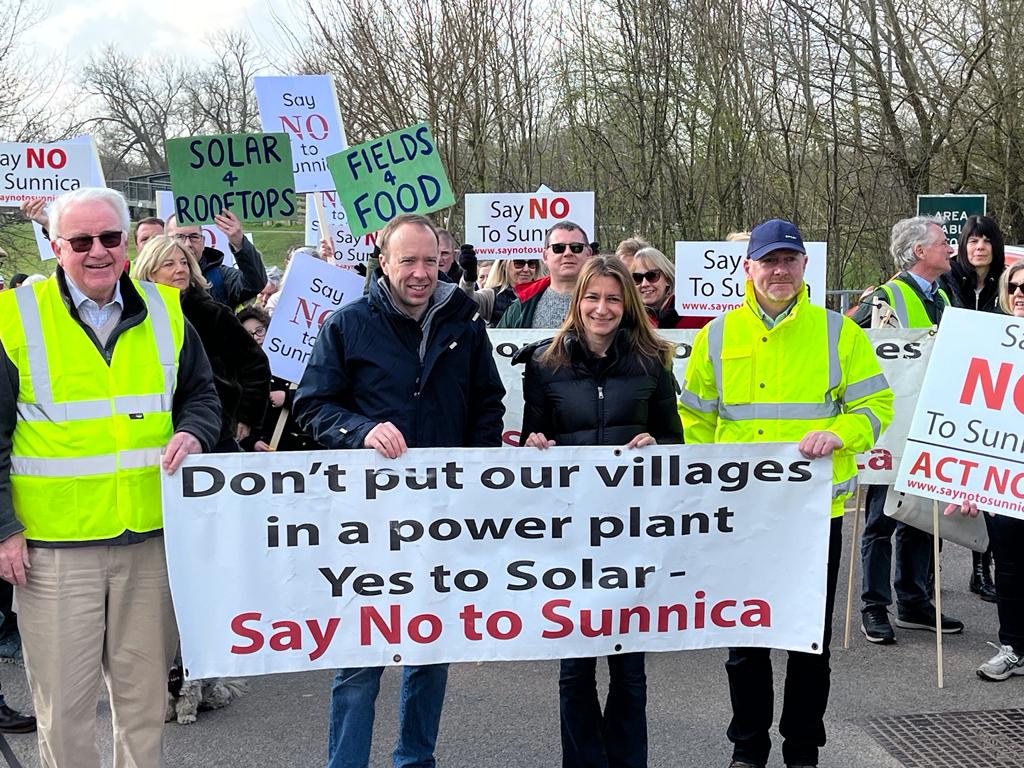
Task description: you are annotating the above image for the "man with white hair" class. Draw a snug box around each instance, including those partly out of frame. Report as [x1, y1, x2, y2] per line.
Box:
[0, 187, 221, 767]
[850, 216, 963, 645]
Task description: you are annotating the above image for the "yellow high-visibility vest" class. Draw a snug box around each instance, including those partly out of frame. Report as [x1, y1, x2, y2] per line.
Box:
[0, 276, 184, 541]
[680, 283, 894, 516]
[880, 278, 948, 328]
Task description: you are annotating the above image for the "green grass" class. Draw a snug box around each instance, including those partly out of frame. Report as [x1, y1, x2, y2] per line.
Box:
[0, 221, 305, 278]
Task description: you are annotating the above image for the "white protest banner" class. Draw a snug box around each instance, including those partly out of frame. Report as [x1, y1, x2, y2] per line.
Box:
[0, 141, 93, 207]
[486, 328, 932, 484]
[264, 251, 364, 383]
[30, 136, 105, 261]
[465, 192, 595, 258]
[156, 190, 237, 268]
[163, 444, 832, 678]
[254, 75, 348, 194]
[895, 307, 1024, 519]
[674, 242, 827, 317]
[304, 192, 377, 269]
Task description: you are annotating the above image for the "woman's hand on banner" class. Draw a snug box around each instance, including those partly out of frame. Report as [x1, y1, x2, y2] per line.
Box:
[524, 432, 556, 450]
[625, 433, 657, 449]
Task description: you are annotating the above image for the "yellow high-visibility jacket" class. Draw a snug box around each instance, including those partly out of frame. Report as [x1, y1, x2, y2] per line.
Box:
[0, 277, 184, 541]
[679, 283, 894, 516]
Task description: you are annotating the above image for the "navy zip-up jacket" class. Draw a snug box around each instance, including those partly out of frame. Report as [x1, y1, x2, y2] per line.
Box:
[293, 273, 506, 450]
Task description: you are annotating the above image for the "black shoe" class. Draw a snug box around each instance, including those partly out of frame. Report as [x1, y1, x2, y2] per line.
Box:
[895, 605, 964, 634]
[861, 607, 896, 644]
[0, 704, 36, 734]
[970, 552, 997, 603]
[728, 762, 765, 768]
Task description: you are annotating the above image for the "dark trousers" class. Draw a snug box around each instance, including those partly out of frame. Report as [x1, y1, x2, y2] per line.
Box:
[727, 516, 842, 767]
[860, 484, 932, 613]
[559, 653, 647, 768]
[986, 513, 1024, 653]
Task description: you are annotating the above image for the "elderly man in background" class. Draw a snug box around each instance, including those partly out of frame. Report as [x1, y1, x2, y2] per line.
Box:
[0, 187, 221, 767]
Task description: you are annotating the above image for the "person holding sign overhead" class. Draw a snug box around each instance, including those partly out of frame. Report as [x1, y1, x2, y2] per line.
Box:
[498, 221, 593, 328]
[849, 216, 964, 645]
[292, 213, 505, 768]
[679, 219, 893, 768]
[166, 209, 267, 308]
[515, 255, 682, 768]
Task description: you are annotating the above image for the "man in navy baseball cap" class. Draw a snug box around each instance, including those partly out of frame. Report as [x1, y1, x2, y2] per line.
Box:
[747, 218, 806, 261]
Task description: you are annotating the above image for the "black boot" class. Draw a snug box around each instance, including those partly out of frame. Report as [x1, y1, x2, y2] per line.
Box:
[971, 550, 997, 603]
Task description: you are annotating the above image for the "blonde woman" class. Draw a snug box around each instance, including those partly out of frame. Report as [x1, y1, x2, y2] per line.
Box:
[132, 235, 269, 453]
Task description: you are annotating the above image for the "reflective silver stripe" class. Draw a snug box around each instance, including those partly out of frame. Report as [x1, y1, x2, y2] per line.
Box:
[826, 311, 842, 396]
[10, 447, 161, 477]
[120, 447, 162, 470]
[15, 395, 172, 422]
[719, 401, 841, 421]
[844, 373, 889, 403]
[706, 315, 726, 397]
[17, 400, 111, 422]
[851, 406, 883, 442]
[114, 394, 173, 415]
[884, 284, 909, 327]
[11, 454, 116, 478]
[14, 287, 53, 405]
[680, 388, 719, 414]
[138, 282, 176, 367]
[833, 476, 858, 499]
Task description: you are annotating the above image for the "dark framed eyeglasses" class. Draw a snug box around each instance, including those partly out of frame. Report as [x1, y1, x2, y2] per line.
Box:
[61, 231, 123, 253]
[548, 242, 587, 255]
[1009, 281, 1024, 296]
[632, 270, 663, 285]
[249, 325, 267, 338]
[172, 232, 204, 244]
[512, 259, 540, 269]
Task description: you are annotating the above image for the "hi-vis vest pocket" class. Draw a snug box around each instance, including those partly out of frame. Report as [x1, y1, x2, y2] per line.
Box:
[720, 347, 754, 404]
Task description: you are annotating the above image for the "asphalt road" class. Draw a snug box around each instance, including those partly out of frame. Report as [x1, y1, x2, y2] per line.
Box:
[0, 515, 1018, 767]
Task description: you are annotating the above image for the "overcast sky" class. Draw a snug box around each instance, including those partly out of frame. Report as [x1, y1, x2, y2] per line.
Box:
[25, 0, 295, 66]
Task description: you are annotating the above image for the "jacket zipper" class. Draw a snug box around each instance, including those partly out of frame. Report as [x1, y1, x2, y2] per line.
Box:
[597, 385, 605, 443]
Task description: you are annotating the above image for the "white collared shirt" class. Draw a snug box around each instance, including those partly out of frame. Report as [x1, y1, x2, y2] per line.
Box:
[64, 274, 124, 330]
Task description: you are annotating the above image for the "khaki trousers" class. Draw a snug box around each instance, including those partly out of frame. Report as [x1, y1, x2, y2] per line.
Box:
[16, 537, 177, 768]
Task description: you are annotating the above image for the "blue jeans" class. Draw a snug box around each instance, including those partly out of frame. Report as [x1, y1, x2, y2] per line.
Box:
[559, 654, 647, 768]
[327, 664, 449, 768]
[860, 484, 932, 613]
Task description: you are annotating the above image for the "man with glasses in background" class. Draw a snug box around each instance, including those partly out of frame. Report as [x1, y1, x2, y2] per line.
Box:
[0, 187, 221, 766]
[497, 221, 593, 328]
[166, 208, 266, 308]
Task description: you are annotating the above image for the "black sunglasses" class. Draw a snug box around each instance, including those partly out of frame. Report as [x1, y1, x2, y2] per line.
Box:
[548, 242, 587, 254]
[62, 231, 124, 253]
[1009, 281, 1024, 295]
[632, 270, 663, 284]
[512, 259, 539, 269]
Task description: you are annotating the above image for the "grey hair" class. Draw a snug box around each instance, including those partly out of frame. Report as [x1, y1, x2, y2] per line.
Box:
[265, 266, 284, 287]
[890, 215, 945, 271]
[48, 187, 131, 240]
[544, 220, 589, 247]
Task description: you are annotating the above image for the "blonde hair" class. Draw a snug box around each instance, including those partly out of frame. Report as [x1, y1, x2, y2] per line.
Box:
[725, 231, 750, 242]
[485, 257, 545, 292]
[615, 236, 650, 262]
[631, 246, 675, 294]
[131, 235, 209, 289]
[999, 261, 1024, 314]
[540, 256, 674, 369]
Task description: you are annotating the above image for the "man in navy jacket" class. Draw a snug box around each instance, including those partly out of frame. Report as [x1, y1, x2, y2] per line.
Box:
[294, 213, 505, 768]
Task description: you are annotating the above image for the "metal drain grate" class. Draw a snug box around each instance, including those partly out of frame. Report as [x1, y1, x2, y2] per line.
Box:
[864, 708, 1024, 767]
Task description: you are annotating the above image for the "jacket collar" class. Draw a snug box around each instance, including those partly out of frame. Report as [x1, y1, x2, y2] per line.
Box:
[742, 279, 807, 322]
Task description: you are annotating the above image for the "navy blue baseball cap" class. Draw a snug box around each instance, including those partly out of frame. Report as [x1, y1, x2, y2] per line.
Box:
[747, 219, 806, 261]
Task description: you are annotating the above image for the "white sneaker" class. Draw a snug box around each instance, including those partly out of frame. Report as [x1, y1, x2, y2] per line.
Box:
[977, 642, 1024, 681]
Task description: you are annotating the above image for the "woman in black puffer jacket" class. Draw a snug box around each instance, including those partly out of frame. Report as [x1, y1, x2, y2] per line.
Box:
[132, 235, 270, 452]
[514, 255, 682, 768]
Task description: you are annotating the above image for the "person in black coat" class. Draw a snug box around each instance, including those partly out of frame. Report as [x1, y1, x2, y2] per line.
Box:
[515, 255, 682, 768]
[132, 236, 270, 452]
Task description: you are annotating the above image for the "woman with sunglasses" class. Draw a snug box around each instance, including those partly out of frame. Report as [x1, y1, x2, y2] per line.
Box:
[132, 235, 270, 452]
[515, 256, 682, 768]
[937, 215, 1006, 602]
[461, 256, 545, 326]
[626, 246, 690, 330]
